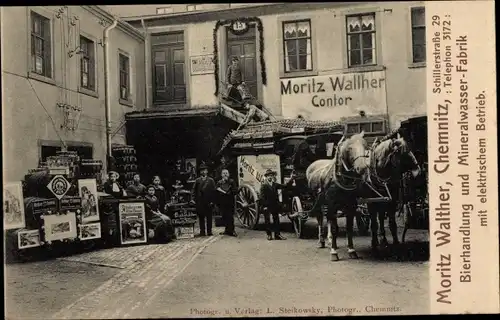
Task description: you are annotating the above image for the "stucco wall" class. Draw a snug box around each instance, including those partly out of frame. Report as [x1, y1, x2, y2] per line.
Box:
[144, 1, 426, 128]
[1, 6, 145, 181]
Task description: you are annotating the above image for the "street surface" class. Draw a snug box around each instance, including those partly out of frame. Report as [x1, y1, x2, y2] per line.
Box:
[5, 217, 429, 319]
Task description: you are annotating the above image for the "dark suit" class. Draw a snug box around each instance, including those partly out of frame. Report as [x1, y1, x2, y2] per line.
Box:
[216, 178, 238, 234]
[259, 179, 293, 236]
[192, 176, 216, 235]
[103, 181, 124, 199]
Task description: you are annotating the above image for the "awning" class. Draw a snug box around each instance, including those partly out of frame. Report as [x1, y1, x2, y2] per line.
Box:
[125, 106, 221, 121]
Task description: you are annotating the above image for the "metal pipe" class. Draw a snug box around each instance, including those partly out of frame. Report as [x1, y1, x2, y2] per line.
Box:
[103, 19, 118, 169]
[141, 19, 150, 109]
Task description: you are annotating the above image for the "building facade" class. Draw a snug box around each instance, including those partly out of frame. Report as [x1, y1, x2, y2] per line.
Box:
[1, 6, 146, 181]
[123, 2, 426, 132]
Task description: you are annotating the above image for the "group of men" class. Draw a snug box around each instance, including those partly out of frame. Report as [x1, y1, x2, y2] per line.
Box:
[190, 163, 296, 241]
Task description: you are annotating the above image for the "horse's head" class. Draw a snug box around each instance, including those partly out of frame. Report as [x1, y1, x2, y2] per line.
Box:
[388, 133, 420, 178]
[339, 131, 370, 180]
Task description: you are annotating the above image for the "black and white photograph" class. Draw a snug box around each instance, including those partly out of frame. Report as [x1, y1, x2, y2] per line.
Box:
[43, 212, 78, 242]
[17, 230, 42, 249]
[3, 182, 26, 230]
[118, 202, 147, 245]
[79, 223, 102, 241]
[2, 2, 499, 320]
[78, 179, 100, 223]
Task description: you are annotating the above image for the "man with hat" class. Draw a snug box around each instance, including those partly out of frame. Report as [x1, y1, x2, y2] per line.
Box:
[191, 163, 216, 236]
[260, 169, 295, 241]
[103, 171, 126, 198]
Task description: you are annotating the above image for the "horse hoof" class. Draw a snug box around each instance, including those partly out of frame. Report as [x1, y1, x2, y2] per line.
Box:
[348, 251, 359, 259]
[331, 253, 339, 261]
[319, 241, 326, 248]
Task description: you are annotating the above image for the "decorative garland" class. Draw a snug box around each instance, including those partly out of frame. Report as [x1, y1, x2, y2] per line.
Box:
[212, 17, 267, 97]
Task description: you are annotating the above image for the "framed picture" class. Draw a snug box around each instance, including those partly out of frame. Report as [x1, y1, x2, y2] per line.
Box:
[78, 179, 100, 223]
[185, 158, 197, 182]
[43, 212, 78, 242]
[3, 182, 26, 230]
[118, 202, 147, 245]
[79, 223, 101, 241]
[17, 229, 41, 249]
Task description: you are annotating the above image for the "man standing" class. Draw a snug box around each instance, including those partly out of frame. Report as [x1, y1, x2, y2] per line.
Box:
[191, 163, 216, 236]
[259, 169, 295, 241]
[216, 169, 238, 237]
[126, 173, 147, 198]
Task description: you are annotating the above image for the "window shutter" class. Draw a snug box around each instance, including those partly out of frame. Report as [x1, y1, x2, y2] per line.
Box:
[43, 19, 52, 78]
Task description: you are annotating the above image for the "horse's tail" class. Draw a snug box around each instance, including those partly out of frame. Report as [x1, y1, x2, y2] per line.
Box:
[309, 190, 325, 218]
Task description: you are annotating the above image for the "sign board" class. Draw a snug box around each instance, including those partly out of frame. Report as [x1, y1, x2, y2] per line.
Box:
[47, 175, 71, 200]
[280, 70, 387, 121]
[32, 199, 58, 216]
[171, 207, 198, 226]
[60, 197, 82, 212]
[175, 225, 195, 239]
[237, 154, 282, 197]
[190, 55, 215, 75]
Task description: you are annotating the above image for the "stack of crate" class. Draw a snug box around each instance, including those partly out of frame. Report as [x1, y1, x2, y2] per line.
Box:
[112, 145, 138, 188]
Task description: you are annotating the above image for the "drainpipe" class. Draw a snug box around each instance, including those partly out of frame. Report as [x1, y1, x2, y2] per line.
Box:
[103, 19, 118, 170]
[141, 19, 151, 109]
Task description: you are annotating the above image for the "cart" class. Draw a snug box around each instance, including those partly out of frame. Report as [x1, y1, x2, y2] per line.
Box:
[397, 116, 429, 243]
[218, 118, 347, 238]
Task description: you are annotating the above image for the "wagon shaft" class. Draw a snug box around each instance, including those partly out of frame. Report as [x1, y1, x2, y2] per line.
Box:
[357, 197, 391, 204]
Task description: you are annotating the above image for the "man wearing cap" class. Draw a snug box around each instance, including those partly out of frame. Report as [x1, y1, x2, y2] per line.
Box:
[191, 163, 216, 236]
[260, 169, 295, 241]
[103, 171, 126, 198]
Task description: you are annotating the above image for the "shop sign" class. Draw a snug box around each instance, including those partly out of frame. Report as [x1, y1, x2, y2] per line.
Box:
[190, 54, 215, 75]
[171, 207, 197, 226]
[280, 70, 387, 121]
[237, 154, 281, 190]
[229, 20, 249, 35]
[175, 225, 195, 239]
[47, 175, 71, 200]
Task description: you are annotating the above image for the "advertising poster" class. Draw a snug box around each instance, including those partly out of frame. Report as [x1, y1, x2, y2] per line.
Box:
[3, 182, 26, 230]
[118, 202, 147, 245]
[17, 230, 41, 249]
[79, 223, 101, 241]
[78, 179, 100, 223]
[43, 212, 78, 242]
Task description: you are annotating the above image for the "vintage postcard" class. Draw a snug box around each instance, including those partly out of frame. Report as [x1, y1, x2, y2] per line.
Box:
[118, 202, 147, 245]
[79, 223, 102, 241]
[78, 179, 100, 223]
[2, 2, 498, 319]
[17, 230, 42, 249]
[3, 182, 26, 230]
[43, 212, 78, 242]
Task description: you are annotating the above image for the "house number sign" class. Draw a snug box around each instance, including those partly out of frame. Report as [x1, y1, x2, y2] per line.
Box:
[230, 20, 249, 35]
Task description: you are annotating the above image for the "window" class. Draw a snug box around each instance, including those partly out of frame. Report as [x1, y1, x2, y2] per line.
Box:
[152, 32, 186, 104]
[80, 36, 95, 91]
[30, 12, 52, 78]
[156, 7, 173, 14]
[187, 4, 203, 12]
[346, 121, 386, 135]
[346, 13, 376, 67]
[282, 20, 313, 72]
[411, 7, 426, 63]
[119, 54, 130, 101]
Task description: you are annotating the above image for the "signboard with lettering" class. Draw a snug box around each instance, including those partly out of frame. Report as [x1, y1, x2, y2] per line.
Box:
[47, 175, 71, 200]
[280, 71, 387, 121]
[60, 197, 82, 212]
[32, 199, 58, 216]
[237, 155, 282, 195]
[170, 206, 198, 226]
[190, 55, 215, 75]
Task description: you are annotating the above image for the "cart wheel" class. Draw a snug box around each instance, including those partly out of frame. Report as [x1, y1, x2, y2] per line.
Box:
[235, 184, 259, 229]
[356, 205, 370, 236]
[290, 197, 304, 238]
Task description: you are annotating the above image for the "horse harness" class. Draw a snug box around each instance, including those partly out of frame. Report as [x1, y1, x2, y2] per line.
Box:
[329, 137, 370, 192]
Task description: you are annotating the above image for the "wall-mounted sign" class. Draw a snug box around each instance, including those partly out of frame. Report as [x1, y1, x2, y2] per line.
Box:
[280, 71, 387, 121]
[190, 55, 215, 75]
[229, 20, 249, 35]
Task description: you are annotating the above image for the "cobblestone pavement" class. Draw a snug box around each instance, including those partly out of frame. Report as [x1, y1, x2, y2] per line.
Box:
[52, 226, 225, 319]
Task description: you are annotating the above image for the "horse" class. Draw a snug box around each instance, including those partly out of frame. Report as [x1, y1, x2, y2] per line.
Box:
[306, 131, 371, 261]
[366, 133, 421, 251]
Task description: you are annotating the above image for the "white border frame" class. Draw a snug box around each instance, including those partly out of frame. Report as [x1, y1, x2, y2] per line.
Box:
[78, 179, 100, 223]
[43, 212, 78, 242]
[17, 230, 41, 249]
[79, 222, 102, 241]
[118, 202, 147, 245]
[3, 182, 26, 230]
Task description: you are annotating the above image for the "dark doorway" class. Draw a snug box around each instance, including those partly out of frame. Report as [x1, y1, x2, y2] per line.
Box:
[226, 26, 258, 100]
